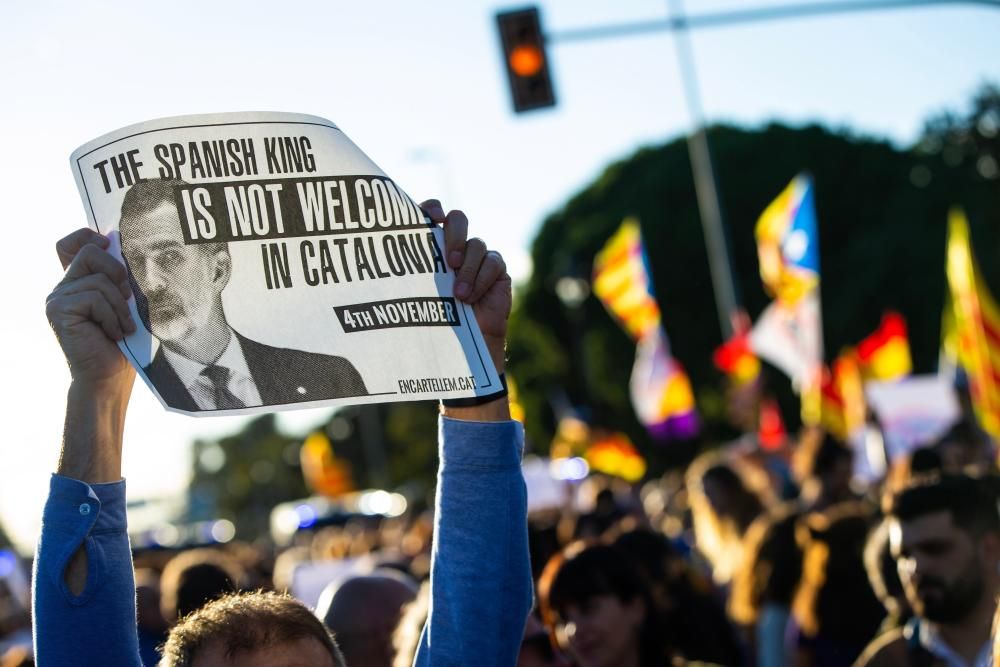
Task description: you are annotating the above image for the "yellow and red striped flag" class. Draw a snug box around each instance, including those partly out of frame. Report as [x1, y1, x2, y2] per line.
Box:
[592, 218, 661, 340]
[945, 209, 1000, 438]
[857, 312, 912, 381]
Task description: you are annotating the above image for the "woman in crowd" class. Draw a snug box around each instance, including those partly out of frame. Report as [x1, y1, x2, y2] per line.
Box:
[537, 542, 666, 667]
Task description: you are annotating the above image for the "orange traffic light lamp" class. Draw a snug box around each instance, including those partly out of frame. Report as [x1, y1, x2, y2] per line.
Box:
[496, 7, 556, 113]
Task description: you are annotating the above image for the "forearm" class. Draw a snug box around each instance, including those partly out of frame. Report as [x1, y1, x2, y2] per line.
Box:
[415, 414, 532, 666]
[57, 381, 130, 483]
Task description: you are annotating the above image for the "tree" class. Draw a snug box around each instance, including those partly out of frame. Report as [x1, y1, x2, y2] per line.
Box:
[507, 85, 1000, 464]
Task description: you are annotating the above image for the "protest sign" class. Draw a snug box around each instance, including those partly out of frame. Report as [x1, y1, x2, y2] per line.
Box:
[70, 112, 502, 416]
[866, 375, 960, 461]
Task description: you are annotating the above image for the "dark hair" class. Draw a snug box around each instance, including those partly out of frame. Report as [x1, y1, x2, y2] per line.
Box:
[885, 473, 1000, 538]
[160, 590, 345, 667]
[809, 434, 853, 479]
[730, 506, 803, 624]
[160, 548, 243, 621]
[934, 418, 990, 451]
[538, 543, 663, 666]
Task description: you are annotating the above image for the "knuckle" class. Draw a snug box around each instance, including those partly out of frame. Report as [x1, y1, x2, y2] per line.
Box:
[466, 237, 486, 253]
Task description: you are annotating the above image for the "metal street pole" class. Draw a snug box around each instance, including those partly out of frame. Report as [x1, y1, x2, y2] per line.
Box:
[667, 0, 738, 340]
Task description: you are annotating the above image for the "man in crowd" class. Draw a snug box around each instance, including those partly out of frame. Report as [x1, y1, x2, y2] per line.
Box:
[35, 200, 531, 665]
[118, 178, 367, 411]
[856, 474, 1000, 666]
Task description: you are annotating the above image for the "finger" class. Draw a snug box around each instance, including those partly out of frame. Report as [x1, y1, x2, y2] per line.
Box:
[443, 210, 469, 270]
[467, 251, 507, 303]
[419, 199, 445, 223]
[49, 291, 125, 341]
[63, 243, 129, 287]
[56, 228, 109, 270]
[454, 237, 487, 301]
[57, 273, 135, 332]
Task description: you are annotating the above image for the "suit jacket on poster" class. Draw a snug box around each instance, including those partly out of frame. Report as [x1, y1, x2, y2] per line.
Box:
[143, 332, 367, 411]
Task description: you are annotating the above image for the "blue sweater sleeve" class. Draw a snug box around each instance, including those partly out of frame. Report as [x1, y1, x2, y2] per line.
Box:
[32, 474, 141, 667]
[414, 416, 533, 667]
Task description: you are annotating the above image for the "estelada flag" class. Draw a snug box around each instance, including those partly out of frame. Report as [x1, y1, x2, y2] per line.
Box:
[857, 312, 912, 381]
[755, 174, 820, 306]
[945, 208, 1000, 438]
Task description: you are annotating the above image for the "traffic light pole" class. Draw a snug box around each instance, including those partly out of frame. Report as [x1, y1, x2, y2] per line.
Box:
[539, 0, 1000, 340]
[667, 0, 738, 340]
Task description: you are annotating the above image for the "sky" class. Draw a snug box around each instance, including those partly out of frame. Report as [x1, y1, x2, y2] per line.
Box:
[1, 0, 998, 552]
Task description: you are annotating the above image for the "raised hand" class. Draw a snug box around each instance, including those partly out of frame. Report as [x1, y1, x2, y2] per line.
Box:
[46, 228, 137, 393]
[421, 199, 511, 374]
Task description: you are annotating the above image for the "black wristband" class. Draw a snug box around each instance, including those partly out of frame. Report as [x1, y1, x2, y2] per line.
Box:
[441, 374, 508, 408]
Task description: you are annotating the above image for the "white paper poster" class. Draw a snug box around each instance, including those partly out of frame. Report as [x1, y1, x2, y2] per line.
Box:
[70, 112, 501, 416]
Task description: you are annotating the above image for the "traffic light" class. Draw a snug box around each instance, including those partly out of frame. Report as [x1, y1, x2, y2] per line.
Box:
[496, 7, 556, 113]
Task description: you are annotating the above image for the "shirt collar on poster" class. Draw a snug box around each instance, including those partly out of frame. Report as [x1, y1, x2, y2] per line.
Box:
[160, 330, 262, 408]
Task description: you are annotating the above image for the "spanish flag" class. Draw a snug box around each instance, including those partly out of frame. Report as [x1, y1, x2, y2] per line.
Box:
[856, 312, 912, 381]
[945, 209, 1000, 438]
[818, 351, 865, 441]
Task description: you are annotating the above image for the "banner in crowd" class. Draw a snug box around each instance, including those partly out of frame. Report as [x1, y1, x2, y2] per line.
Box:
[592, 218, 699, 439]
[70, 112, 502, 416]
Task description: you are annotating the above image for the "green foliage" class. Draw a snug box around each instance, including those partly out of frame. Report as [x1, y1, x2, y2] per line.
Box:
[507, 85, 1000, 462]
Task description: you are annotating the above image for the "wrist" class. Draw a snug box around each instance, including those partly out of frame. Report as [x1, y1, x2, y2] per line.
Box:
[440, 396, 512, 422]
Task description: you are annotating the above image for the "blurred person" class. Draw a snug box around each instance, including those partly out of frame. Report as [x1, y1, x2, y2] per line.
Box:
[792, 503, 885, 667]
[862, 519, 911, 638]
[315, 570, 418, 667]
[159, 548, 244, 622]
[932, 419, 994, 473]
[34, 204, 532, 665]
[537, 542, 666, 667]
[687, 453, 771, 584]
[117, 178, 366, 411]
[519, 612, 570, 667]
[574, 487, 625, 540]
[857, 473, 1000, 667]
[0, 646, 32, 667]
[613, 528, 742, 666]
[392, 582, 429, 667]
[135, 568, 168, 666]
[729, 504, 803, 667]
[794, 432, 857, 513]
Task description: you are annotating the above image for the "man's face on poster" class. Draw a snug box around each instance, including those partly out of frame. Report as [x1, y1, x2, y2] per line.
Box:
[120, 202, 230, 344]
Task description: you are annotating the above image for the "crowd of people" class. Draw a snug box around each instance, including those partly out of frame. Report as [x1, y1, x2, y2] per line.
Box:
[3, 198, 1000, 666]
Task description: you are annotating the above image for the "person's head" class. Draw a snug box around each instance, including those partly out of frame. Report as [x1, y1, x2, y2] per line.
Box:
[314, 571, 418, 667]
[686, 454, 769, 583]
[160, 548, 244, 622]
[795, 433, 854, 506]
[160, 590, 345, 667]
[538, 542, 661, 667]
[933, 418, 994, 472]
[729, 505, 803, 626]
[886, 473, 1000, 625]
[118, 179, 231, 348]
[792, 503, 885, 650]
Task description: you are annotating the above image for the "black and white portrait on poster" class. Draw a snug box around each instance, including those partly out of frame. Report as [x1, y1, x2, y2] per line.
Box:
[70, 112, 501, 416]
